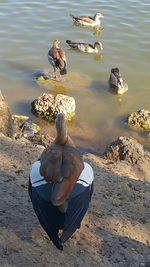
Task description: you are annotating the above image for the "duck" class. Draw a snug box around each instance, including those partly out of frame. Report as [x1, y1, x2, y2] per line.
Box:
[39, 112, 84, 207]
[108, 67, 128, 94]
[28, 112, 94, 250]
[48, 39, 67, 81]
[70, 12, 104, 27]
[66, 40, 103, 53]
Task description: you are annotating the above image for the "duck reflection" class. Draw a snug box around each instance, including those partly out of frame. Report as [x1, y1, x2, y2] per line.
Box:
[93, 25, 104, 36]
[72, 22, 104, 36]
[92, 53, 103, 61]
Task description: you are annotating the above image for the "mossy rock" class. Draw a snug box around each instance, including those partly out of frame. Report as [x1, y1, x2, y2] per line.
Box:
[31, 93, 76, 122]
[128, 109, 150, 131]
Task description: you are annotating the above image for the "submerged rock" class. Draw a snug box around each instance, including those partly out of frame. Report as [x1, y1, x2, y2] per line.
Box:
[128, 109, 150, 131]
[31, 93, 76, 121]
[35, 71, 55, 82]
[103, 136, 150, 165]
[0, 90, 13, 137]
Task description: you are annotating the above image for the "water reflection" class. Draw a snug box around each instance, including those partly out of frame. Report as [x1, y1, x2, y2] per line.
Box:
[93, 26, 104, 36]
[92, 53, 103, 61]
[72, 22, 104, 36]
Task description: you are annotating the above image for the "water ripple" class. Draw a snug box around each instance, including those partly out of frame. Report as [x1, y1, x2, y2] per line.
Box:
[0, 0, 149, 150]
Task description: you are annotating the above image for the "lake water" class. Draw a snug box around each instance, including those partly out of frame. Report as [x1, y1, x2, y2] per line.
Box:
[0, 0, 150, 152]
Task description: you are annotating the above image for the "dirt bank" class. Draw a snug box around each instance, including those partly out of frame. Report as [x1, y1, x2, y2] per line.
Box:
[0, 133, 150, 267]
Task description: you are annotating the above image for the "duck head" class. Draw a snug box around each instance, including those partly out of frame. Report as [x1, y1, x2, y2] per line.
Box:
[111, 67, 120, 75]
[53, 39, 60, 48]
[94, 12, 104, 19]
[94, 41, 103, 50]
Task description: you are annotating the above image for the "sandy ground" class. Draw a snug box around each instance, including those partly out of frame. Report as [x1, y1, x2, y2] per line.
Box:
[0, 133, 150, 267]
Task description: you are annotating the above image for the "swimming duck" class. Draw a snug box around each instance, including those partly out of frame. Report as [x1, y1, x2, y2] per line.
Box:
[70, 13, 104, 27]
[28, 112, 94, 250]
[66, 40, 103, 53]
[48, 39, 67, 81]
[108, 67, 128, 94]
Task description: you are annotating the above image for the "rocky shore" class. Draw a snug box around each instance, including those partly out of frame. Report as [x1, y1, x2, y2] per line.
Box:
[0, 92, 150, 267]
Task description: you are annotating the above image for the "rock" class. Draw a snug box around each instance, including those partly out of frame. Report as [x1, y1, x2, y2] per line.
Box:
[128, 109, 150, 131]
[28, 133, 54, 148]
[31, 93, 76, 121]
[103, 136, 150, 164]
[0, 90, 13, 137]
[12, 114, 40, 139]
[35, 72, 52, 81]
[11, 114, 54, 147]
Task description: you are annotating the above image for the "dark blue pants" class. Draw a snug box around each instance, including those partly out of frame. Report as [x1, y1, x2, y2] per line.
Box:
[28, 179, 93, 250]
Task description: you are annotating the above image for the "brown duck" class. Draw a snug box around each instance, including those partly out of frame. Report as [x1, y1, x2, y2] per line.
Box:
[40, 112, 84, 207]
[48, 39, 67, 80]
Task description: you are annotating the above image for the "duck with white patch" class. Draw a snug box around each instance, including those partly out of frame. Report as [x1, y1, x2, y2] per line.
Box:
[70, 12, 104, 27]
[66, 40, 103, 53]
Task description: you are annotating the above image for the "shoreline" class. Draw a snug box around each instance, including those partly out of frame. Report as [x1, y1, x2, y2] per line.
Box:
[0, 92, 150, 266]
